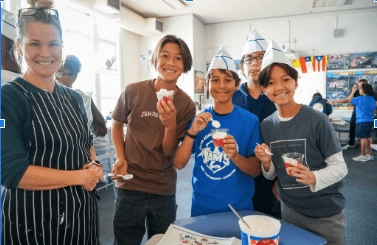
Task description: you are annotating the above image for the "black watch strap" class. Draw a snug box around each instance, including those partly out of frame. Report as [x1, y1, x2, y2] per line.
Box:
[185, 130, 197, 139]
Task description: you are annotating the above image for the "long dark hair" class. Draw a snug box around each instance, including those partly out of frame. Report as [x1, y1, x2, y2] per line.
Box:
[151, 35, 193, 73]
[90, 99, 107, 137]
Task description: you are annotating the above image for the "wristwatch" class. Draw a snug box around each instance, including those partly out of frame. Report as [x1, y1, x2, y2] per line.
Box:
[87, 159, 103, 167]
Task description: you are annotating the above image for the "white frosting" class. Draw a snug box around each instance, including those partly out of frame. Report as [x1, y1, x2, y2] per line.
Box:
[156, 88, 174, 100]
[212, 131, 227, 139]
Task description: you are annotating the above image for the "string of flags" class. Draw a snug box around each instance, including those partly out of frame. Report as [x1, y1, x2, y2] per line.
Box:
[291, 55, 328, 73]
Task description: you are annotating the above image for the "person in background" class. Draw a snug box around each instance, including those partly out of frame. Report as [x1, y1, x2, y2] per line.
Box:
[1, 8, 21, 83]
[56, 55, 109, 163]
[232, 28, 280, 218]
[174, 46, 261, 216]
[340, 79, 377, 150]
[111, 35, 196, 245]
[2, 7, 102, 244]
[309, 92, 332, 116]
[90, 99, 111, 172]
[255, 40, 347, 245]
[328, 83, 376, 162]
[56, 55, 93, 127]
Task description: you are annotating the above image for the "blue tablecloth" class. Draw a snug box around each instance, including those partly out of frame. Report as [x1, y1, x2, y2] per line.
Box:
[174, 211, 326, 245]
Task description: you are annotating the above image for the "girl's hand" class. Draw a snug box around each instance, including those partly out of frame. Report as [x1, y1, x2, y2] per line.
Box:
[223, 135, 237, 159]
[254, 143, 271, 163]
[288, 164, 316, 185]
[254, 143, 272, 169]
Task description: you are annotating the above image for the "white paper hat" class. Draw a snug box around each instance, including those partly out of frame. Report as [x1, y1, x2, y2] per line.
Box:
[260, 40, 293, 71]
[1, 9, 17, 40]
[241, 28, 268, 56]
[208, 46, 237, 73]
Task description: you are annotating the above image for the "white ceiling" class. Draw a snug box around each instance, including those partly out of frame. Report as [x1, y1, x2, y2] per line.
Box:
[121, 0, 377, 24]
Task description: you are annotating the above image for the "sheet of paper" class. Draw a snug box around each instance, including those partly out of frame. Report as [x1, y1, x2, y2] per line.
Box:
[157, 224, 241, 245]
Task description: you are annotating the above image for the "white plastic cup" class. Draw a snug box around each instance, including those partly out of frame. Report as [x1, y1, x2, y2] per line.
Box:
[211, 128, 229, 147]
[239, 215, 281, 245]
[282, 152, 305, 176]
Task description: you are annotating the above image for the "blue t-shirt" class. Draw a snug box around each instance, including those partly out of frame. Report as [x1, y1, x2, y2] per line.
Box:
[189, 105, 261, 216]
[351, 95, 376, 123]
[232, 82, 276, 122]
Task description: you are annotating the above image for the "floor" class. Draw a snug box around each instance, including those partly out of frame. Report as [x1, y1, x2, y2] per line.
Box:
[96, 156, 193, 245]
[97, 150, 377, 245]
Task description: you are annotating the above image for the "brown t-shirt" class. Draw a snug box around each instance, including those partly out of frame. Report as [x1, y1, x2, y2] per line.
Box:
[112, 79, 196, 195]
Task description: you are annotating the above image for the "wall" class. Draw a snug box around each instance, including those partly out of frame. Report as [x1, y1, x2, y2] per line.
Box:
[119, 29, 142, 89]
[139, 15, 196, 99]
[204, 9, 377, 105]
[192, 15, 206, 110]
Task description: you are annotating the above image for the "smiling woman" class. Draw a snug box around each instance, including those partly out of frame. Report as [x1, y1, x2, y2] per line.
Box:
[2, 7, 102, 244]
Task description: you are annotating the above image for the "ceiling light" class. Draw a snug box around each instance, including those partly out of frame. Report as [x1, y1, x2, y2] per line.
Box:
[162, 0, 186, 10]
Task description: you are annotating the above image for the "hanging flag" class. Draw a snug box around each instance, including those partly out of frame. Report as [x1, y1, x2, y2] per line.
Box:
[299, 56, 313, 73]
[312, 56, 327, 72]
[291, 59, 301, 68]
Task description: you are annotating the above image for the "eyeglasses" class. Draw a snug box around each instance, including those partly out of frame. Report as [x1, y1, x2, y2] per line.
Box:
[243, 56, 264, 64]
[18, 8, 59, 20]
[55, 72, 71, 78]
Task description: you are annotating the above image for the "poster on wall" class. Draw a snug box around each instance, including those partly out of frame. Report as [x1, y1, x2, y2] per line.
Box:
[326, 70, 377, 101]
[327, 54, 350, 70]
[326, 74, 350, 101]
[348, 52, 377, 69]
[194, 70, 205, 93]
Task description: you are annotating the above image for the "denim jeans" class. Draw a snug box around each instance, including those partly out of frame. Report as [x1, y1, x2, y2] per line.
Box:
[113, 188, 176, 245]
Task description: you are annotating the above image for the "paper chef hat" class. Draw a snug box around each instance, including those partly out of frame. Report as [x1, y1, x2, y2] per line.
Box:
[208, 46, 238, 73]
[260, 40, 293, 71]
[1, 9, 17, 40]
[241, 28, 268, 56]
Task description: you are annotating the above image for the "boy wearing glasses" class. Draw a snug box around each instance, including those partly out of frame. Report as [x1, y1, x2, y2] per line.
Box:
[232, 29, 280, 218]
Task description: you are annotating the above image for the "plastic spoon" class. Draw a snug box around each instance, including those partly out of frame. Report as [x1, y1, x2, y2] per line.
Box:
[210, 118, 220, 128]
[256, 143, 274, 155]
[228, 204, 251, 229]
[107, 173, 133, 180]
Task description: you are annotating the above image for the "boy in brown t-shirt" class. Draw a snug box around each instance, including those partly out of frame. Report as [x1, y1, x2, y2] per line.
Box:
[111, 35, 196, 245]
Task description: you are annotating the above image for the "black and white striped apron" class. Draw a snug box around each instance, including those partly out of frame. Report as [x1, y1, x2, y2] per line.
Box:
[2, 81, 99, 245]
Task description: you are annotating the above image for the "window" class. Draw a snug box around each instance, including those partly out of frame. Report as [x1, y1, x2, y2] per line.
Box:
[58, 5, 120, 117]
